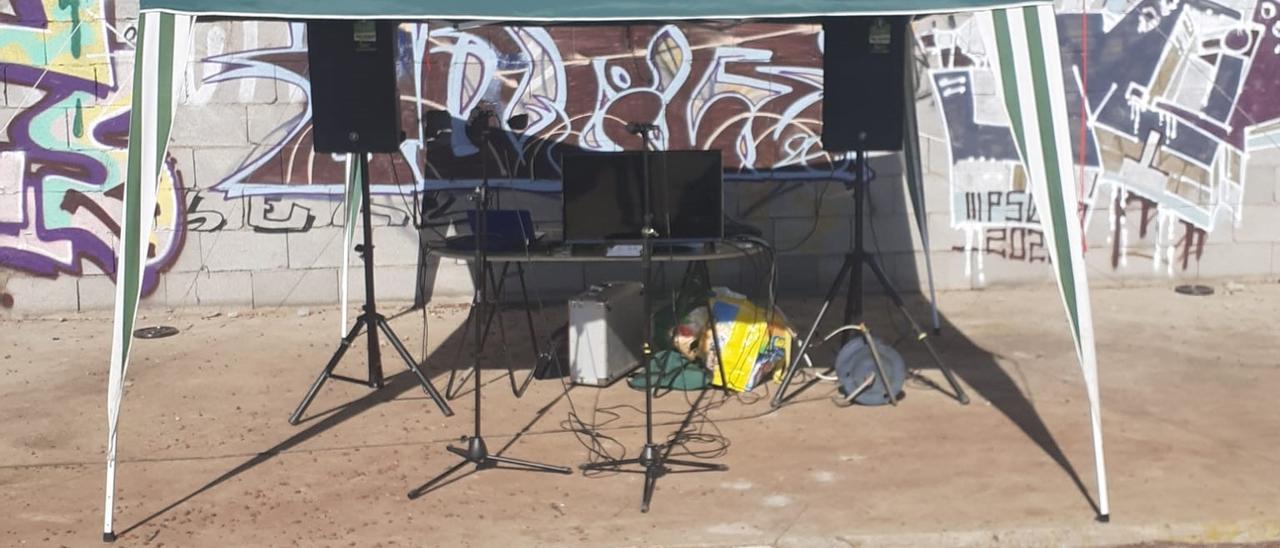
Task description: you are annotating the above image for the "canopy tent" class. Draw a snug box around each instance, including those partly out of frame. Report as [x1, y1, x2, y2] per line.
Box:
[105, 0, 1108, 541]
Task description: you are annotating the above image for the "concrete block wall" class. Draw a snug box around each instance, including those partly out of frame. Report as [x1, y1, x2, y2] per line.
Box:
[1, 7, 1278, 317]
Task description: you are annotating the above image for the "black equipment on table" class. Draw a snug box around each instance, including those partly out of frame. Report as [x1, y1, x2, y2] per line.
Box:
[561, 150, 724, 244]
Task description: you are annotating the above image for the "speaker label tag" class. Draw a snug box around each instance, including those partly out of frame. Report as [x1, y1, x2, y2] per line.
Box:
[869, 18, 892, 54]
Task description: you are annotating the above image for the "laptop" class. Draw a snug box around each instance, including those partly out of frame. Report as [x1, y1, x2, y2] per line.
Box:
[461, 209, 542, 252]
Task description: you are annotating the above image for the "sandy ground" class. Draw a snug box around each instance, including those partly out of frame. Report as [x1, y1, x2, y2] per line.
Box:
[2, 283, 1279, 547]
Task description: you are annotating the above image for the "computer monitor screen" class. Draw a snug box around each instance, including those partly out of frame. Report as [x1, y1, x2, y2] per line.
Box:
[561, 150, 723, 243]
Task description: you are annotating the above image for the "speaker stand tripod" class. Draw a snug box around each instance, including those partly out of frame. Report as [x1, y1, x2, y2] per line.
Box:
[289, 153, 453, 425]
[770, 149, 969, 408]
[408, 110, 571, 499]
[578, 122, 727, 512]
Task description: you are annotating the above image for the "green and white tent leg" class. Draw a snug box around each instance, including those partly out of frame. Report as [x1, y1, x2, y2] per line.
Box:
[981, 5, 1110, 520]
[339, 154, 362, 337]
[902, 22, 943, 332]
[103, 11, 194, 542]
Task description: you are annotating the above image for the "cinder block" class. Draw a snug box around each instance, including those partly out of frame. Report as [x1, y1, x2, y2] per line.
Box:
[247, 103, 305, 145]
[165, 231, 204, 274]
[251, 268, 338, 308]
[420, 258, 478, 304]
[190, 147, 256, 195]
[1080, 245, 1132, 289]
[1194, 242, 1273, 280]
[347, 264, 422, 304]
[77, 274, 118, 311]
[82, 273, 169, 311]
[1232, 204, 1280, 243]
[775, 255, 821, 295]
[274, 60, 310, 105]
[735, 180, 834, 220]
[912, 97, 948, 140]
[921, 171, 953, 216]
[861, 211, 920, 254]
[101, 59, 134, 108]
[194, 270, 254, 306]
[171, 104, 247, 147]
[1, 274, 79, 316]
[906, 249, 976, 291]
[286, 226, 350, 269]
[914, 212, 961, 253]
[926, 134, 953, 174]
[972, 253, 1056, 288]
[773, 216, 853, 256]
[164, 271, 201, 308]
[167, 147, 198, 187]
[1242, 164, 1278, 205]
[253, 20, 298, 50]
[199, 229, 288, 272]
[366, 226, 422, 267]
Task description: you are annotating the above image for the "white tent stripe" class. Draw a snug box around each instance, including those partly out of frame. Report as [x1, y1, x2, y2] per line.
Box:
[339, 153, 359, 337]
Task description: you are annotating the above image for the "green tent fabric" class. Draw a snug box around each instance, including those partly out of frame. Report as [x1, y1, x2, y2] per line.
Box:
[106, 1, 1109, 541]
[142, 0, 1048, 20]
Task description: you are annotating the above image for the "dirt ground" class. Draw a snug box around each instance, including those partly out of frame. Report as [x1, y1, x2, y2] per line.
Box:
[2, 283, 1279, 547]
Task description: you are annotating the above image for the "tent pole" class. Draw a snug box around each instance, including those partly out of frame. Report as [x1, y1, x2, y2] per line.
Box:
[902, 21, 944, 335]
[981, 6, 1110, 520]
[103, 11, 183, 541]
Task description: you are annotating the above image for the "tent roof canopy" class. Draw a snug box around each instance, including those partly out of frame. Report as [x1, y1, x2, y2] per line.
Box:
[140, 0, 1049, 21]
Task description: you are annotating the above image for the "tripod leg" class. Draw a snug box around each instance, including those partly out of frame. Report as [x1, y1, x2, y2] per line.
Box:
[771, 255, 855, 408]
[376, 318, 454, 417]
[865, 260, 969, 405]
[487, 454, 572, 474]
[640, 468, 658, 513]
[860, 329, 898, 406]
[579, 457, 642, 472]
[407, 458, 472, 500]
[917, 327, 969, 404]
[290, 318, 366, 425]
[659, 458, 729, 471]
[509, 263, 539, 398]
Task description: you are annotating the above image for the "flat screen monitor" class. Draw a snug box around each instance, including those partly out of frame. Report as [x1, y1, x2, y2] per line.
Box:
[561, 150, 723, 243]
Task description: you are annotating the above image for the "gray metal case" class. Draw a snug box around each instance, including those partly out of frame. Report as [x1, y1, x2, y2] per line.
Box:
[568, 281, 645, 386]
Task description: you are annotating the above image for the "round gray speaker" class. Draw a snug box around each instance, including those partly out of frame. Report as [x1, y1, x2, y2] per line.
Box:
[834, 335, 906, 405]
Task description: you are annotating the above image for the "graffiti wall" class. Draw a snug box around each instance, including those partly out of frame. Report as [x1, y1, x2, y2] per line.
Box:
[915, 0, 1280, 280]
[1, 3, 1277, 314]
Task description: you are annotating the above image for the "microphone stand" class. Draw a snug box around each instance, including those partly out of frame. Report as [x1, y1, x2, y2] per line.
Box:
[408, 110, 571, 499]
[578, 122, 726, 513]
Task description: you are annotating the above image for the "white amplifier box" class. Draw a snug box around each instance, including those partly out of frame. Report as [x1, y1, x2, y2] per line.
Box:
[568, 281, 645, 386]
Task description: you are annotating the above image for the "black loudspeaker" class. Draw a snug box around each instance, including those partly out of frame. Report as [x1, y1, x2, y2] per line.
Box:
[306, 20, 403, 153]
[821, 16, 908, 152]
